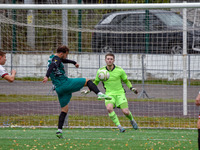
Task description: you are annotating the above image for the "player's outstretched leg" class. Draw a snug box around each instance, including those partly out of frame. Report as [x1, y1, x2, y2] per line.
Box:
[86, 80, 111, 100]
[97, 93, 112, 100]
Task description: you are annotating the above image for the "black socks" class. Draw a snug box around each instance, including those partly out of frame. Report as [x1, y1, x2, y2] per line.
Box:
[58, 112, 67, 130]
[87, 80, 100, 95]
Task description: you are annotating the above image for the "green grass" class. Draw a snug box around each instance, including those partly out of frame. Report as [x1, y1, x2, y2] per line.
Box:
[0, 77, 46, 81]
[0, 94, 100, 103]
[0, 94, 195, 103]
[0, 128, 197, 150]
[0, 94, 56, 103]
[0, 115, 197, 128]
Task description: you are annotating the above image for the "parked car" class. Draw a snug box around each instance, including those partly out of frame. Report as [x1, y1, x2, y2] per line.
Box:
[92, 10, 200, 54]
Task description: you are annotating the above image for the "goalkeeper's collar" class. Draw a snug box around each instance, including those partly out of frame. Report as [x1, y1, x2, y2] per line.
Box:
[106, 64, 115, 71]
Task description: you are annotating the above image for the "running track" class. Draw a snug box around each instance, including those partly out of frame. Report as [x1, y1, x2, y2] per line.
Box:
[0, 80, 199, 118]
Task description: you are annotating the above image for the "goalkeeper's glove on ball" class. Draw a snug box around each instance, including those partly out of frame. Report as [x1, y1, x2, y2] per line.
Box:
[130, 87, 138, 94]
[81, 90, 90, 95]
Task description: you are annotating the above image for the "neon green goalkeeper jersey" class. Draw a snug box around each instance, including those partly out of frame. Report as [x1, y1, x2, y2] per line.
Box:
[94, 65, 132, 95]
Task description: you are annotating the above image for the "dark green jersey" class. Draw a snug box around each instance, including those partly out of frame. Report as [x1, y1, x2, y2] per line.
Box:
[47, 54, 68, 87]
[46, 54, 76, 87]
[94, 65, 132, 95]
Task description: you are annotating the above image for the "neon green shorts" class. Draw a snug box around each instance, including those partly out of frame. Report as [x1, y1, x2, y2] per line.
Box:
[105, 94, 128, 109]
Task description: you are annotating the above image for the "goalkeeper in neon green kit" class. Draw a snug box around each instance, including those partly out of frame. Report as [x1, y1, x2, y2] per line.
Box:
[82, 53, 138, 132]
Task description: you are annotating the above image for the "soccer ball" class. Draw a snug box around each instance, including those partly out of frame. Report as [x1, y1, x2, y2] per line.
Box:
[98, 70, 110, 81]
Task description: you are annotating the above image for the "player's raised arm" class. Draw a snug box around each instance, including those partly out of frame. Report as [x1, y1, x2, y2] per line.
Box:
[121, 69, 138, 94]
[3, 70, 16, 82]
[0, 51, 16, 83]
[123, 78, 138, 94]
[62, 59, 79, 68]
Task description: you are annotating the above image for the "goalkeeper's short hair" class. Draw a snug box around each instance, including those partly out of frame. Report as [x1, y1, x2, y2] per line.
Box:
[105, 53, 115, 59]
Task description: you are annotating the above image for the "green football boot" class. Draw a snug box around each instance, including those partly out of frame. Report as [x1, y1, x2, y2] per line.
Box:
[97, 94, 112, 100]
[56, 131, 63, 139]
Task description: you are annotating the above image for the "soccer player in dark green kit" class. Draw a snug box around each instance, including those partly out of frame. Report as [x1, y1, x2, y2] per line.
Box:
[43, 45, 111, 138]
[82, 53, 138, 132]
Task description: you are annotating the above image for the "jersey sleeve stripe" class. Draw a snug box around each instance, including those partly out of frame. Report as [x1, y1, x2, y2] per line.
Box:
[1, 73, 9, 78]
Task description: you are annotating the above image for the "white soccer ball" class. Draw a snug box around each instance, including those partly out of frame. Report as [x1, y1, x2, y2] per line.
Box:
[98, 70, 110, 81]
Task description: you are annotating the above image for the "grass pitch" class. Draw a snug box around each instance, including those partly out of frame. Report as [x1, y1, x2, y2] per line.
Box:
[0, 128, 197, 150]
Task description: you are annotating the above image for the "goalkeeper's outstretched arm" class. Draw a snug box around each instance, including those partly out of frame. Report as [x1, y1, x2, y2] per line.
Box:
[123, 79, 138, 94]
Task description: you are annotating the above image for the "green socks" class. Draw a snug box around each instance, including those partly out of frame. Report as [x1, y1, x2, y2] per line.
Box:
[109, 111, 120, 126]
[125, 111, 134, 121]
[109, 111, 136, 126]
[126, 112, 137, 124]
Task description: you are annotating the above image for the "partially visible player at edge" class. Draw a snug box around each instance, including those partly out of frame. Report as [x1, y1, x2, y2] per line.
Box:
[0, 51, 16, 82]
[82, 53, 138, 132]
[43, 45, 111, 139]
[195, 92, 200, 149]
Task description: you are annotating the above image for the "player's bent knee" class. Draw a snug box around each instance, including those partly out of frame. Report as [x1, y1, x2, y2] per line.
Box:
[84, 78, 90, 86]
[122, 108, 130, 115]
[106, 104, 114, 112]
[123, 111, 130, 116]
[107, 106, 113, 113]
[107, 109, 113, 113]
[61, 105, 69, 113]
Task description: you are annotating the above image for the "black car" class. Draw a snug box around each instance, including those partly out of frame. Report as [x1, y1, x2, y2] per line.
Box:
[92, 10, 200, 54]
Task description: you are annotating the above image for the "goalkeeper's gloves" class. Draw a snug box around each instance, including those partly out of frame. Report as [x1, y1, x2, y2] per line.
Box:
[130, 87, 138, 94]
[81, 89, 90, 95]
